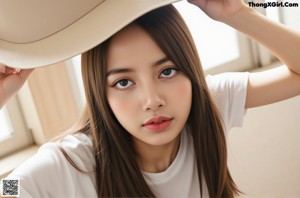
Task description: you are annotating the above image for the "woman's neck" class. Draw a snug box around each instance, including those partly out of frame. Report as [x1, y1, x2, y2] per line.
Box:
[134, 135, 181, 173]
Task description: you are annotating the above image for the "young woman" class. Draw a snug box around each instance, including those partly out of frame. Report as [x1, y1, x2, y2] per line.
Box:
[3, 0, 300, 197]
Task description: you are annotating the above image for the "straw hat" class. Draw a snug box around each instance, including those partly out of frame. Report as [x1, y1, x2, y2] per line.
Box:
[0, 0, 179, 68]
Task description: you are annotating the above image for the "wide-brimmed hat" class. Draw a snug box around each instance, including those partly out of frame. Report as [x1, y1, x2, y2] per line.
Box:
[0, 0, 179, 69]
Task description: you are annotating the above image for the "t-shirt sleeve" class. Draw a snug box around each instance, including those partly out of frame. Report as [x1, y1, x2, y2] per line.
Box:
[5, 143, 74, 198]
[206, 72, 249, 133]
[5, 134, 95, 198]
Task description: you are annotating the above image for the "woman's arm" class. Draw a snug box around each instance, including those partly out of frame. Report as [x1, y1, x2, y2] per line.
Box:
[0, 64, 34, 108]
[188, 0, 300, 108]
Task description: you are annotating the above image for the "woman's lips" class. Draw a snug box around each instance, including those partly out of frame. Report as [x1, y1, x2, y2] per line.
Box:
[142, 116, 173, 132]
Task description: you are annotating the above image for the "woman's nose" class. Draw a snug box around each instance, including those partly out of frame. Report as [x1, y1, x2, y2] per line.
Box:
[142, 84, 166, 112]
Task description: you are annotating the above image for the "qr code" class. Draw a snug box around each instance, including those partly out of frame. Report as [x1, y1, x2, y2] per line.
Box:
[1, 179, 20, 197]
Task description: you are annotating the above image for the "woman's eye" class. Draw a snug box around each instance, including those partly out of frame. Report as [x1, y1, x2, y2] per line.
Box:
[160, 68, 177, 78]
[114, 79, 134, 89]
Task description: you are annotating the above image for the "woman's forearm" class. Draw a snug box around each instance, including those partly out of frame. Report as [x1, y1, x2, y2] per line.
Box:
[222, 5, 300, 74]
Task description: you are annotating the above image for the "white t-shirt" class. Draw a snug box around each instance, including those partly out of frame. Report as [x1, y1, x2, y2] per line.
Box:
[7, 72, 249, 198]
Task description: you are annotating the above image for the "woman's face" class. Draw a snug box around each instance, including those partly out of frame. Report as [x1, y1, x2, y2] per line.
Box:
[106, 25, 192, 148]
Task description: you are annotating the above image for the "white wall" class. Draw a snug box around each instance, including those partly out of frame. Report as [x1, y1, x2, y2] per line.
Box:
[228, 95, 300, 197]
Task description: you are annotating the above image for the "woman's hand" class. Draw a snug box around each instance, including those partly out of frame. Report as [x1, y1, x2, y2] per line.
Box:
[187, 0, 246, 21]
[0, 64, 34, 108]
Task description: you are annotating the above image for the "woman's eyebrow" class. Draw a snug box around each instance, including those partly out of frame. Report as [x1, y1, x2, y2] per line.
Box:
[106, 57, 170, 77]
[106, 68, 133, 77]
[153, 57, 170, 67]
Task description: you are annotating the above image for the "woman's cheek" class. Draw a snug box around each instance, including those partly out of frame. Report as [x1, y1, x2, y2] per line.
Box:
[108, 91, 137, 117]
[169, 78, 192, 102]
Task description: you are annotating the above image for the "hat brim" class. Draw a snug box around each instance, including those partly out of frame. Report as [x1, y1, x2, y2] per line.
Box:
[0, 0, 179, 69]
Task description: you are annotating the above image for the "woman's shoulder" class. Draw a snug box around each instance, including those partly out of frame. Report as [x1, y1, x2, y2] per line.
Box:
[205, 72, 249, 131]
[205, 72, 249, 94]
[10, 132, 94, 176]
[6, 132, 96, 197]
[39, 132, 95, 172]
[56, 132, 94, 167]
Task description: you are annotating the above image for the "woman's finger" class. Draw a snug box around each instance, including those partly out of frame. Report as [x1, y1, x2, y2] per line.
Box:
[18, 69, 34, 82]
[0, 64, 6, 73]
[0, 64, 22, 75]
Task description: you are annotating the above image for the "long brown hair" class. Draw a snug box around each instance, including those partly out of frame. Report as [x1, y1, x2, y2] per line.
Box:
[63, 5, 240, 197]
